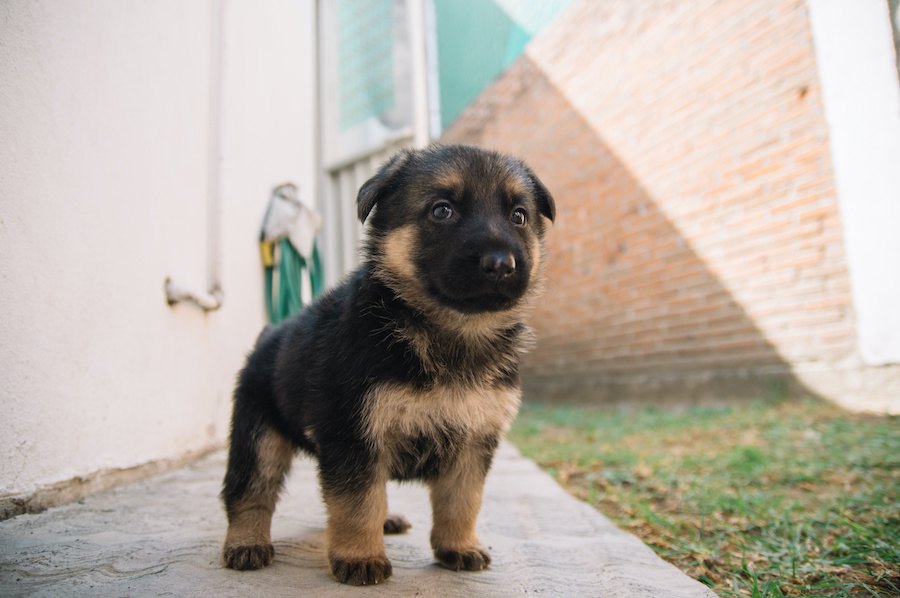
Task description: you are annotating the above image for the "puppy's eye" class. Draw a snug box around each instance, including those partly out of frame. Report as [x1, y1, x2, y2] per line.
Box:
[431, 201, 454, 221]
[510, 207, 527, 226]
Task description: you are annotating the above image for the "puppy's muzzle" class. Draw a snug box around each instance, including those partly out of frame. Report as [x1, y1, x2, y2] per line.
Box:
[480, 251, 516, 282]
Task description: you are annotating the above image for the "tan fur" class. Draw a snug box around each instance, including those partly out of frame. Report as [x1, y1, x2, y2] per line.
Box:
[500, 174, 532, 201]
[429, 446, 488, 552]
[380, 225, 419, 285]
[223, 429, 293, 551]
[528, 235, 542, 278]
[431, 166, 465, 192]
[324, 477, 388, 562]
[363, 383, 521, 457]
[224, 503, 276, 549]
[255, 429, 294, 486]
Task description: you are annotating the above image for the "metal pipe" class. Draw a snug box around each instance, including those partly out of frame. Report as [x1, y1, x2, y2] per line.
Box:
[408, 0, 431, 146]
[164, 278, 223, 312]
[164, 0, 225, 313]
[206, 0, 225, 304]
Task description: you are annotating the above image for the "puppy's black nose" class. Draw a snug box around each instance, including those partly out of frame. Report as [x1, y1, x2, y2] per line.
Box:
[480, 251, 516, 281]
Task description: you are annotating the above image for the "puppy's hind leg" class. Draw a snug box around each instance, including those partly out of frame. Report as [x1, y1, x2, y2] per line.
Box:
[221, 408, 294, 570]
[383, 512, 411, 535]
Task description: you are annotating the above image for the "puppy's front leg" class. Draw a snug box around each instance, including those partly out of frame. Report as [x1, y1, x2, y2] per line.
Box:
[429, 445, 493, 571]
[320, 460, 392, 585]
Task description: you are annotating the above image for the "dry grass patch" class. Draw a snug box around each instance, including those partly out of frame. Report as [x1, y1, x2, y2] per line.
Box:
[509, 398, 899, 597]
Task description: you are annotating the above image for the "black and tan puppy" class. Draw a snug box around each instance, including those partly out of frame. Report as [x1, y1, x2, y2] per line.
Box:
[221, 144, 555, 585]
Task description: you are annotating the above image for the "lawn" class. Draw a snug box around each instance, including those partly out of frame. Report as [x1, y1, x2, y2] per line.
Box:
[508, 398, 900, 597]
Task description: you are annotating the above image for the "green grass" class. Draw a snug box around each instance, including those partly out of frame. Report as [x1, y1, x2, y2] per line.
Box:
[508, 398, 900, 597]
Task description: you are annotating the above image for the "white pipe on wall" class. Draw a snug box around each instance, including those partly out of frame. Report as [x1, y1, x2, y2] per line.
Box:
[164, 278, 224, 311]
[408, 0, 432, 146]
[165, 0, 226, 313]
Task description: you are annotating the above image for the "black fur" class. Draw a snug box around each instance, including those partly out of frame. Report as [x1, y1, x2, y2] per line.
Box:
[221, 144, 555, 584]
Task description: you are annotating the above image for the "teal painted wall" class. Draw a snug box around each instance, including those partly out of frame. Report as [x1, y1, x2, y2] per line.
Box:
[434, 0, 571, 130]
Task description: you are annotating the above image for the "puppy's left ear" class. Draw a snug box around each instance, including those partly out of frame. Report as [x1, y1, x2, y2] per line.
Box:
[357, 150, 413, 223]
[527, 168, 556, 222]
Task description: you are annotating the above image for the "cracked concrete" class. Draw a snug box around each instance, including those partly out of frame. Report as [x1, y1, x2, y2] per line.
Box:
[0, 444, 715, 597]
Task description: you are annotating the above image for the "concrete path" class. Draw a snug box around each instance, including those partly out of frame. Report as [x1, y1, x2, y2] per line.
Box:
[0, 444, 715, 597]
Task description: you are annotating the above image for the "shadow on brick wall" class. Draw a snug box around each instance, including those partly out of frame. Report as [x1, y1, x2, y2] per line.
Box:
[442, 57, 811, 405]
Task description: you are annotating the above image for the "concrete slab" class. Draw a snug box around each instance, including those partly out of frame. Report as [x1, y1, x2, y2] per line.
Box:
[0, 444, 716, 597]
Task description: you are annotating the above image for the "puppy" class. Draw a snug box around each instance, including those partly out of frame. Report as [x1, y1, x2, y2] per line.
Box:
[221, 144, 555, 585]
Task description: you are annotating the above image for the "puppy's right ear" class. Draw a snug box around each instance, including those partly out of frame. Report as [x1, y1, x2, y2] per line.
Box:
[357, 150, 413, 223]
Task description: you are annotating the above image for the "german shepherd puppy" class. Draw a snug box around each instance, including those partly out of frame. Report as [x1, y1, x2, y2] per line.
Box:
[221, 144, 555, 585]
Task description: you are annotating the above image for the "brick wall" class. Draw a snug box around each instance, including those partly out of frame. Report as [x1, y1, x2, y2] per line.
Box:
[442, 0, 859, 403]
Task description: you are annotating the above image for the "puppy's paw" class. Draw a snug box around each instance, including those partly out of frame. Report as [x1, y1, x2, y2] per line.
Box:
[434, 546, 492, 571]
[223, 543, 275, 570]
[330, 555, 393, 585]
[383, 513, 412, 534]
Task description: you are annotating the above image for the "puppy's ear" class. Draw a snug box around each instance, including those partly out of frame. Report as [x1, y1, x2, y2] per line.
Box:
[527, 167, 556, 223]
[357, 150, 413, 223]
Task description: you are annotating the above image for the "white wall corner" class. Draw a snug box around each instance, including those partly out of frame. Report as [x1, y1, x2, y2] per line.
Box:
[0, 0, 317, 502]
[807, 0, 900, 365]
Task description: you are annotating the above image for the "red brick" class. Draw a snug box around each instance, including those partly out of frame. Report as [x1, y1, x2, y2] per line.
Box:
[441, 0, 857, 400]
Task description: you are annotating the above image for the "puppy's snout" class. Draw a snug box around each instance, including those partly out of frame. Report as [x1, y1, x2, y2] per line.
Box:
[480, 251, 516, 281]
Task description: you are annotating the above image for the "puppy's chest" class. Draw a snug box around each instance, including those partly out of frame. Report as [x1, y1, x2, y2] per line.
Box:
[363, 382, 521, 479]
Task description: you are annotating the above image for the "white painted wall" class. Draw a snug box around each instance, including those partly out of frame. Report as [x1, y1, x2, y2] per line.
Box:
[0, 0, 317, 498]
[807, 0, 900, 365]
